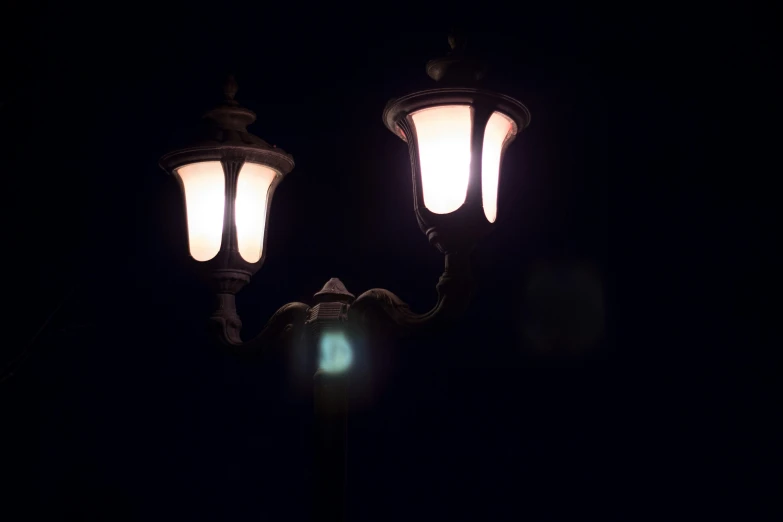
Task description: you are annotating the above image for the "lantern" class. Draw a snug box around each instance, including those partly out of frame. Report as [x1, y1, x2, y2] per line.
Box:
[383, 37, 530, 254]
[159, 76, 294, 290]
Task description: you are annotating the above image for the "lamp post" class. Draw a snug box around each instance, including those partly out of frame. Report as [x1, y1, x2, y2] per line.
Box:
[159, 35, 529, 522]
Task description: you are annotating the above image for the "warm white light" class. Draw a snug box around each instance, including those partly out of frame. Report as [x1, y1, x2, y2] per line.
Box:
[176, 161, 225, 262]
[411, 105, 473, 214]
[481, 112, 515, 223]
[235, 163, 277, 263]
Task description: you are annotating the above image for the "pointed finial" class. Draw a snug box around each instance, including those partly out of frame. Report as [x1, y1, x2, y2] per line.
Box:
[313, 278, 355, 304]
[223, 74, 238, 101]
[426, 31, 485, 83]
[202, 73, 256, 130]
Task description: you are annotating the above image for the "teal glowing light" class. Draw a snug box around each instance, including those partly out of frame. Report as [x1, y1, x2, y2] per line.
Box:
[319, 331, 353, 373]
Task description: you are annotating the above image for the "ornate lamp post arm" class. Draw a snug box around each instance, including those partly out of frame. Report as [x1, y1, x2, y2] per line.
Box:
[208, 269, 309, 354]
[349, 250, 473, 333]
[210, 249, 473, 354]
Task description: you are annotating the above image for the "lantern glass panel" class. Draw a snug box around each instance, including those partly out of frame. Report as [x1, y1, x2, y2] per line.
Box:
[176, 161, 225, 262]
[481, 112, 515, 223]
[235, 163, 277, 263]
[410, 105, 473, 215]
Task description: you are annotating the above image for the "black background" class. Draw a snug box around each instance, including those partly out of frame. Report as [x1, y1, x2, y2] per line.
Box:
[2, 3, 773, 521]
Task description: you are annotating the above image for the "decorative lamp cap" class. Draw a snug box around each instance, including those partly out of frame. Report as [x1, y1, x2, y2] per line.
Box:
[313, 278, 355, 304]
[202, 74, 257, 132]
[159, 75, 295, 176]
[425, 32, 487, 84]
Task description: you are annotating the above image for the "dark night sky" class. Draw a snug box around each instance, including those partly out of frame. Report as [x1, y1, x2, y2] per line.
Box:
[2, 3, 773, 521]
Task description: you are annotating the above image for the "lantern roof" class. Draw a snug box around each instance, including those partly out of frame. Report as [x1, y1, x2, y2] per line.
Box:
[425, 32, 488, 85]
[159, 75, 295, 175]
[382, 35, 530, 141]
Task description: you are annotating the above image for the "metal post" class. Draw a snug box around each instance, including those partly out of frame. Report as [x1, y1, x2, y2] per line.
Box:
[313, 369, 348, 522]
[307, 278, 355, 522]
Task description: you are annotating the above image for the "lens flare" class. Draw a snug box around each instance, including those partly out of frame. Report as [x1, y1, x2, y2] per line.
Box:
[318, 331, 353, 373]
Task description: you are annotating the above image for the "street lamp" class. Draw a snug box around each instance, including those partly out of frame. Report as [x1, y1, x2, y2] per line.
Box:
[159, 35, 529, 521]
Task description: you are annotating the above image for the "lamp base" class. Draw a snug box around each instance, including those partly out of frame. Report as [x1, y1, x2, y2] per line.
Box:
[208, 269, 251, 344]
[209, 269, 251, 294]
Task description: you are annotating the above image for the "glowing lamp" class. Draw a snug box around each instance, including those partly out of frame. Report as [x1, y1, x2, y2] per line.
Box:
[159, 76, 294, 288]
[383, 37, 530, 254]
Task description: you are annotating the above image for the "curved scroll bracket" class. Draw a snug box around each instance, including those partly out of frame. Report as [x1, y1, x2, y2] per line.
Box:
[207, 270, 309, 357]
[348, 251, 474, 335]
[206, 251, 473, 355]
[210, 300, 310, 357]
